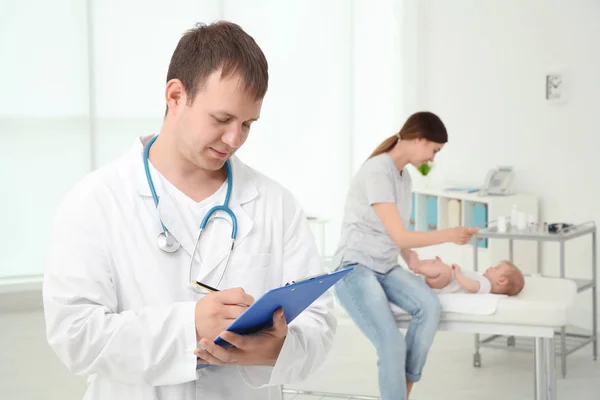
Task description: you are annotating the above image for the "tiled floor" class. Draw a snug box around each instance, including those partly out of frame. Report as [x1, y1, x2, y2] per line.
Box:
[1, 302, 599, 399]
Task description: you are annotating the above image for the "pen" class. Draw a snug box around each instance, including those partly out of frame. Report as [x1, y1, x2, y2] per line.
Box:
[193, 280, 220, 293]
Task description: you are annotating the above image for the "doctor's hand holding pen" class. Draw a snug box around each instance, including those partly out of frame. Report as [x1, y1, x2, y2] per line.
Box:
[194, 287, 254, 342]
[193, 287, 288, 366]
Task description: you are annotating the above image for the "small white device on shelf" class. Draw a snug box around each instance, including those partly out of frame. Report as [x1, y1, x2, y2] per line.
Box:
[479, 166, 515, 196]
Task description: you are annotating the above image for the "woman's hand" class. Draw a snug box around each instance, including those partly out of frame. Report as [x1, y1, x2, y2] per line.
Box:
[446, 227, 479, 245]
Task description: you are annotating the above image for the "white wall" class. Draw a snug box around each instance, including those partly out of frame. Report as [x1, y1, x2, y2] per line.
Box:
[223, 0, 353, 258]
[0, 0, 90, 118]
[90, 0, 222, 166]
[0, 0, 91, 278]
[413, 0, 600, 330]
[351, 0, 406, 173]
[1, 1, 411, 278]
[225, 0, 410, 257]
[0, 0, 224, 280]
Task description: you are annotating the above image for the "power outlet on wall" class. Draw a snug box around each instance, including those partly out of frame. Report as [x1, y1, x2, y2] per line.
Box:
[545, 70, 568, 104]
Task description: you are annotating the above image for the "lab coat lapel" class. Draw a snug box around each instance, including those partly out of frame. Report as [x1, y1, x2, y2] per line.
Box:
[194, 156, 258, 282]
[133, 135, 197, 257]
[155, 191, 198, 257]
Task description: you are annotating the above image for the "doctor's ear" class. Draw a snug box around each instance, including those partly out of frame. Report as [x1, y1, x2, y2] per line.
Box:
[165, 79, 187, 110]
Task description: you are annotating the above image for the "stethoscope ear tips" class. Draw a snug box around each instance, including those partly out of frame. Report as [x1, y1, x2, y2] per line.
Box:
[158, 232, 181, 253]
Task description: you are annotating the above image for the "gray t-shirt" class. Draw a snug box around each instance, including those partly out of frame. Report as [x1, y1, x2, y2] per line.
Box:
[334, 153, 412, 273]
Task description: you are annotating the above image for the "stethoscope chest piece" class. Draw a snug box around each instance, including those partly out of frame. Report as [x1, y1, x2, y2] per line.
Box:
[144, 135, 237, 291]
[158, 231, 181, 253]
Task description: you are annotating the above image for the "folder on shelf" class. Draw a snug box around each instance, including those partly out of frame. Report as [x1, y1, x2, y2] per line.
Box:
[448, 199, 462, 227]
[446, 187, 480, 193]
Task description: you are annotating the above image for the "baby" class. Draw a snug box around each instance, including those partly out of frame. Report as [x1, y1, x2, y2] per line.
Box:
[407, 252, 525, 296]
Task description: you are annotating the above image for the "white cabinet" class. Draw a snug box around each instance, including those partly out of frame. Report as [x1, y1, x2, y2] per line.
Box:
[407, 187, 539, 274]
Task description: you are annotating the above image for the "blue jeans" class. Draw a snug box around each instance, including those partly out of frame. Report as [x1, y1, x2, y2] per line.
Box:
[335, 262, 442, 400]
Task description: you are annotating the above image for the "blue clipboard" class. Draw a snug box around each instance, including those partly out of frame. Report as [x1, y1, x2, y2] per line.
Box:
[213, 267, 354, 348]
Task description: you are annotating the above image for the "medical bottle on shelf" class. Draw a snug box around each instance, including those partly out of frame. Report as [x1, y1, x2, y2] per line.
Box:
[511, 204, 519, 230]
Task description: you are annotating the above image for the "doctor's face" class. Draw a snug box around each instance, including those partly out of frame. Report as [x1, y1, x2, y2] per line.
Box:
[171, 70, 263, 172]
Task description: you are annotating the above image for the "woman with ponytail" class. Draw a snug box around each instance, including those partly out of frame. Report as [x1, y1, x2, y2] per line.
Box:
[333, 111, 478, 399]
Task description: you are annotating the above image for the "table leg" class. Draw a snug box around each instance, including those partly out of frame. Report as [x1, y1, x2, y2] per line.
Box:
[473, 238, 481, 367]
[593, 231, 597, 361]
[534, 337, 547, 400]
[559, 240, 566, 377]
[544, 337, 557, 400]
[537, 240, 542, 275]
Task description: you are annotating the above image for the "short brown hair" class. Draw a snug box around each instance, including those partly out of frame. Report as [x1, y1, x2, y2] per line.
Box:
[501, 261, 525, 296]
[368, 111, 448, 160]
[165, 21, 269, 115]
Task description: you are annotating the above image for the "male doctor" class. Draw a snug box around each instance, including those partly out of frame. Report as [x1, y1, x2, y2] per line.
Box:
[43, 21, 336, 400]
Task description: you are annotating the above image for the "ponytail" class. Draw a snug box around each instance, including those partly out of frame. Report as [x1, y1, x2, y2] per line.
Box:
[366, 111, 448, 161]
[367, 133, 400, 160]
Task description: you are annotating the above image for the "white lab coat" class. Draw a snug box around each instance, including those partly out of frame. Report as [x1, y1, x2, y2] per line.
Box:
[42, 135, 337, 400]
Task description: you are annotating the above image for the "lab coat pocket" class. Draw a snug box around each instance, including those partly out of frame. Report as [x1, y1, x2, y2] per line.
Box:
[230, 253, 271, 296]
[249, 253, 271, 269]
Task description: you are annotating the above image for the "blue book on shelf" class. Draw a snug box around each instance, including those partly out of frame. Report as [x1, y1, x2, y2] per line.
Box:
[446, 187, 480, 193]
[473, 203, 488, 248]
[409, 193, 416, 230]
[426, 196, 437, 231]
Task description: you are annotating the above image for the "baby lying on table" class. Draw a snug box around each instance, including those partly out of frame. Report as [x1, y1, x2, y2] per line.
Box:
[407, 252, 525, 296]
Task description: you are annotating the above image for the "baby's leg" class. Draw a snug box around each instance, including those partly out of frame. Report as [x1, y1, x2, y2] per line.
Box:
[416, 260, 453, 289]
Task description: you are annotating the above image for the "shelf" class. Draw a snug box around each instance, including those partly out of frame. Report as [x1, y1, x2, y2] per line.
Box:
[410, 187, 540, 281]
[410, 191, 492, 237]
[475, 222, 596, 242]
[479, 330, 595, 357]
[571, 278, 596, 293]
[412, 187, 497, 202]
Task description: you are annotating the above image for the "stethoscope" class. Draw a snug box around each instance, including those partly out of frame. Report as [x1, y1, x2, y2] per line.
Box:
[143, 135, 238, 291]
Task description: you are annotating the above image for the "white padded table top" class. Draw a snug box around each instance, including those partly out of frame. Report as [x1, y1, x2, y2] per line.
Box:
[391, 276, 577, 327]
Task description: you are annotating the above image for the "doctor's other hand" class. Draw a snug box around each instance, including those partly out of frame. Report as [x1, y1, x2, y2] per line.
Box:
[446, 226, 479, 245]
[195, 307, 288, 367]
[195, 288, 255, 343]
